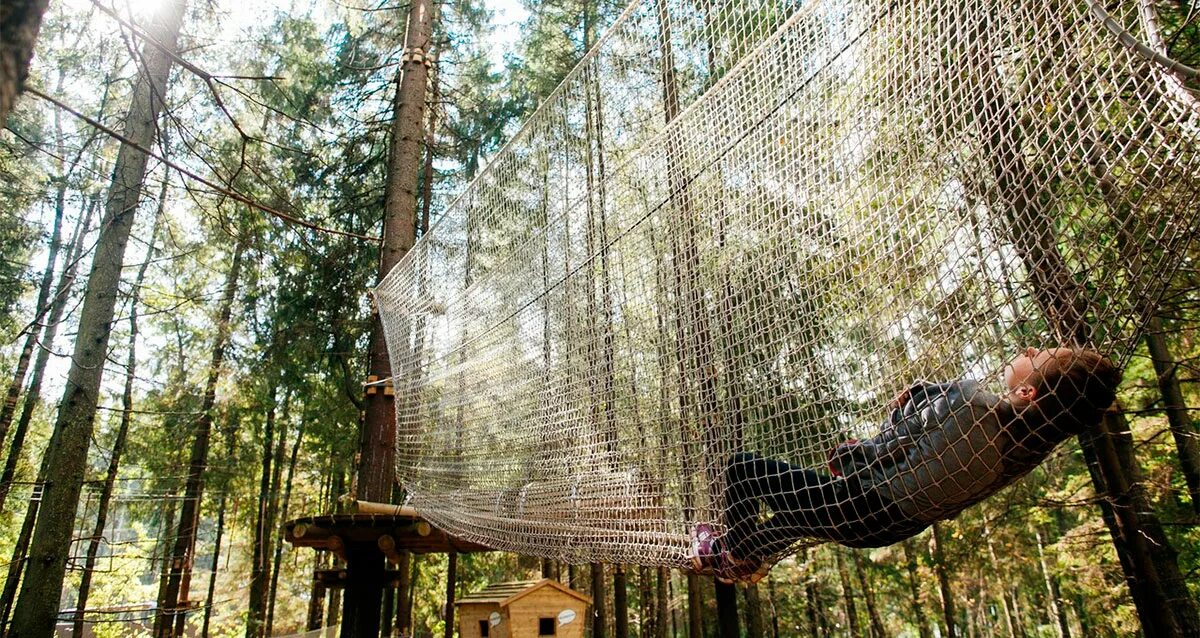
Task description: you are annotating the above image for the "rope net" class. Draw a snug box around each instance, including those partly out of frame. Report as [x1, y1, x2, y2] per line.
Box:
[375, 0, 1200, 572]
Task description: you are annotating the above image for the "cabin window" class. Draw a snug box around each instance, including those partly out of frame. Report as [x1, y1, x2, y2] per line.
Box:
[479, 620, 490, 637]
[539, 617, 556, 635]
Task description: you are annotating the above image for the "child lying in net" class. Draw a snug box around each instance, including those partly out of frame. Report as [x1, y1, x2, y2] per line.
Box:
[691, 347, 1119, 583]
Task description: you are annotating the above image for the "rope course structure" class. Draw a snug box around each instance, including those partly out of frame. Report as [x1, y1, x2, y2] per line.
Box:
[375, 0, 1200, 572]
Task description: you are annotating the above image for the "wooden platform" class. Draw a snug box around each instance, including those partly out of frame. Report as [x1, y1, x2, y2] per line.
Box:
[285, 512, 493, 559]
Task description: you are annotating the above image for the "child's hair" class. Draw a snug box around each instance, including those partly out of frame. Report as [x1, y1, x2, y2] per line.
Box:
[1028, 347, 1121, 435]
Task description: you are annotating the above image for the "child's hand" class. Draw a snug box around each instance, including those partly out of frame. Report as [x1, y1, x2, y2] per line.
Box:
[828, 439, 863, 476]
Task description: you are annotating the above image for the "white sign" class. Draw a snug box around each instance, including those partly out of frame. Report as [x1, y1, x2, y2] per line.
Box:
[489, 612, 501, 627]
[557, 609, 576, 626]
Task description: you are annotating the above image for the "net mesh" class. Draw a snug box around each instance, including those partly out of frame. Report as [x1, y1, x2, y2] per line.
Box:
[375, 0, 1200, 572]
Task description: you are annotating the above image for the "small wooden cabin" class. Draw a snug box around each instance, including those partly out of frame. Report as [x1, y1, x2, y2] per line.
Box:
[456, 579, 592, 638]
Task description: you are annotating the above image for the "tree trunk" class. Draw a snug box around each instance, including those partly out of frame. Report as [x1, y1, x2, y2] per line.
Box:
[248, 383, 280, 638]
[0, 481, 42, 631]
[267, 419, 305, 636]
[592, 563, 608, 638]
[419, 59, 439, 239]
[656, 567, 669, 638]
[685, 574, 702, 638]
[155, 494, 181, 628]
[1034, 527, 1070, 638]
[444, 552, 457, 638]
[1143, 319, 1200, 514]
[72, 194, 164, 637]
[8, 1, 187, 633]
[307, 553, 327, 631]
[711, 581, 737, 638]
[637, 567, 650, 638]
[805, 578, 827, 638]
[835, 551, 861, 637]
[1081, 411, 1200, 635]
[0, 0, 50, 125]
[614, 565, 629, 638]
[155, 236, 246, 638]
[743, 583, 763, 638]
[362, 0, 434, 504]
[853, 551, 886, 638]
[406, 554, 420, 635]
[767, 577, 780, 638]
[382, 588, 396, 638]
[930, 523, 956, 638]
[393, 552, 411, 636]
[902, 539, 931, 638]
[0, 191, 96, 513]
[326, 556, 342, 628]
[201, 492, 228, 638]
[983, 524, 1019, 638]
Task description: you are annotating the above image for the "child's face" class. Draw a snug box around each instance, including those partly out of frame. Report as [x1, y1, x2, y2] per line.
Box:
[1004, 347, 1070, 396]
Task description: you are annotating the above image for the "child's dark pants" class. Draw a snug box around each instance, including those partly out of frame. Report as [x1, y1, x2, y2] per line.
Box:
[722, 452, 928, 558]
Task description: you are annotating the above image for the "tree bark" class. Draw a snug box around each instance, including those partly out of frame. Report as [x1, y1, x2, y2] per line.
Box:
[201, 492, 228, 638]
[983, 523, 1019, 638]
[326, 556, 342, 628]
[444, 552, 457, 638]
[930, 523, 956, 638]
[155, 236, 246, 638]
[261, 395, 290, 632]
[655, 567, 669, 638]
[836, 551, 861, 637]
[393, 552, 412, 636]
[307, 553, 327, 631]
[418, 58, 438, 239]
[0, 478, 44, 631]
[686, 574, 702, 638]
[743, 582, 763, 638]
[592, 563, 608, 638]
[804, 576, 827, 638]
[1034, 527, 1070, 638]
[361, 0, 434, 504]
[248, 383, 280, 638]
[853, 551, 886, 638]
[1142, 318, 1200, 514]
[155, 494, 181, 627]
[714, 581, 740, 638]
[903, 538, 931, 638]
[8, 1, 187, 633]
[72, 192, 164, 638]
[1080, 411, 1200, 636]
[266, 419, 305, 636]
[0, 0, 50, 125]
[614, 565, 629, 638]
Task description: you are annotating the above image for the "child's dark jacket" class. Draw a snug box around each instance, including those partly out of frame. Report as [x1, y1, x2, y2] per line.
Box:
[835, 381, 1056, 524]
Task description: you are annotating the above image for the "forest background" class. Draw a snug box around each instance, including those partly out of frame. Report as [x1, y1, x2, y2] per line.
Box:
[0, 0, 1199, 636]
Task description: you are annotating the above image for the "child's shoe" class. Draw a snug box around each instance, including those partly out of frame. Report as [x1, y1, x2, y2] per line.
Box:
[690, 523, 721, 570]
[691, 523, 773, 584]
